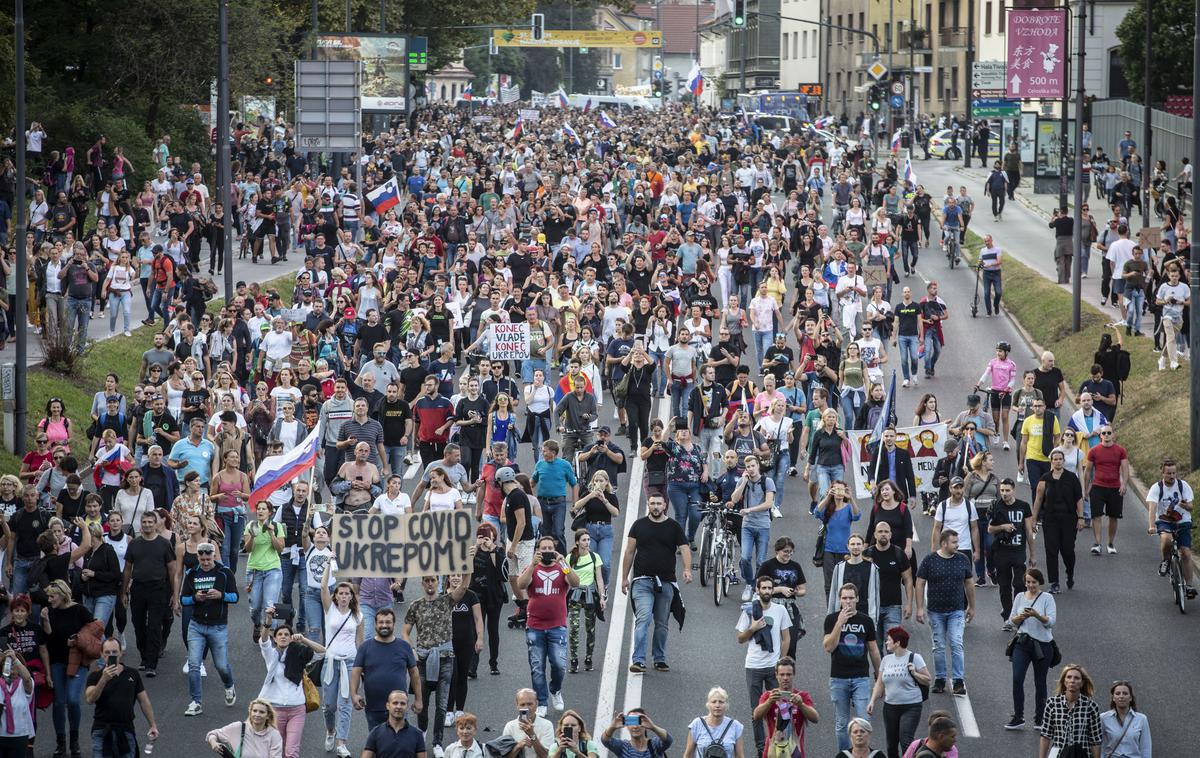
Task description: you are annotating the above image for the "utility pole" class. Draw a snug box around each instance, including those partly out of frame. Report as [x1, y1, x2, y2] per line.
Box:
[311, 0, 319, 58]
[13, 0, 27, 457]
[381, 0, 386, 32]
[569, 3, 575, 94]
[1190, 0, 1200, 470]
[1071, 0, 1086, 332]
[1142, 0, 1152, 229]
[963, 0, 974, 168]
[218, 0, 233, 301]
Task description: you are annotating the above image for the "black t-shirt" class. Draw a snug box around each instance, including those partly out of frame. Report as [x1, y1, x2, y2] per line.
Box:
[641, 437, 670, 479]
[755, 557, 806, 591]
[455, 396, 490, 447]
[380, 398, 412, 446]
[842, 561, 873, 614]
[894, 301, 921, 337]
[823, 611, 876, 679]
[503, 489, 534, 542]
[399, 366, 427, 403]
[125, 535, 176, 585]
[990, 498, 1032, 551]
[0, 622, 44, 660]
[86, 666, 145, 730]
[9, 508, 46, 559]
[46, 603, 93, 663]
[864, 543, 908, 606]
[628, 516, 687, 582]
[149, 412, 180, 455]
[581, 491, 619, 525]
[1033, 367, 1065, 409]
[763, 346, 794, 381]
[182, 388, 209, 425]
[450, 589, 480, 642]
[357, 321, 390, 354]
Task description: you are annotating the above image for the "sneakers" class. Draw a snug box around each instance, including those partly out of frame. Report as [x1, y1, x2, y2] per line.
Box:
[336, 746, 352, 758]
[433, 746, 446, 758]
[654, 662, 671, 672]
[182, 660, 208, 677]
[1003, 441, 1011, 451]
[224, 686, 236, 706]
[902, 379, 910, 388]
[741, 586, 753, 602]
[536, 706, 548, 718]
[325, 734, 336, 752]
[952, 679, 967, 695]
[1004, 716, 1025, 730]
[445, 711, 456, 727]
[184, 701, 203, 717]
[550, 691, 565, 710]
[1159, 560, 1170, 577]
[1090, 544, 1102, 555]
[1107, 544, 1118, 555]
[787, 466, 798, 477]
[1049, 582, 1061, 594]
[991, 434, 1001, 445]
[629, 662, 646, 673]
[931, 679, 946, 694]
[144, 669, 157, 678]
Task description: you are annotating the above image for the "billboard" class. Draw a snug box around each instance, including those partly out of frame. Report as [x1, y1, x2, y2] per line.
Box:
[1006, 9, 1067, 99]
[492, 29, 662, 48]
[317, 34, 407, 111]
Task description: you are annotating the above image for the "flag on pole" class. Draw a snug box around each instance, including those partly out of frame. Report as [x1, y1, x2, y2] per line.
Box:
[687, 63, 704, 96]
[582, 98, 592, 113]
[598, 110, 617, 128]
[366, 176, 401, 215]
[249, 425, 322, 509]
[556, 88, 570, 108]
[890, 129, 901, 152]
[868, 371, 898, 448]
[815, 115, 835, 129]
[506, 114, 525, 140]
[562, 122, 581, 146]
[903, 157, 917, 187]
[462, 82, 473, 101]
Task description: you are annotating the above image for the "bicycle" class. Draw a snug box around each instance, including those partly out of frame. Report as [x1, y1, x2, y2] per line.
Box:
[942, 227, 961, 268]
[1164, 528, 1191, 614]
[697, 502, 740, 606]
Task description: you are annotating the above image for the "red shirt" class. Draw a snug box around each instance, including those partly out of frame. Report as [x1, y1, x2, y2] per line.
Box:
[21, 451, 52, 482]
[756, 689, 815, 758]
[526, 564, 570, 630]
[1087, 443, 1127, 489]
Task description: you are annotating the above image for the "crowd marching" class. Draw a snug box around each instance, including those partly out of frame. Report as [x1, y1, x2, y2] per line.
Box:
[0, 100, 1180, 758]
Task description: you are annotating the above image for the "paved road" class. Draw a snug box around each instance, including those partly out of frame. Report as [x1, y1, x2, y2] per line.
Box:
[26, 177, 1196, 757]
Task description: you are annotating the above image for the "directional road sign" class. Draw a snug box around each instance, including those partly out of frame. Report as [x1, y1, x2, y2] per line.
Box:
[971, 97, 1020, 118]
[971, 60, 1006, 90]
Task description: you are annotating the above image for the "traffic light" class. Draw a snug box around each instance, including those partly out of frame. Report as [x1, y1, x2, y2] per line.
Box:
[868, 84, 883, 112]
[663, 79, 673, 97]
[733, 0, 746, 26]
[531, 13, 545, 41]
[652, 79, 663, 98]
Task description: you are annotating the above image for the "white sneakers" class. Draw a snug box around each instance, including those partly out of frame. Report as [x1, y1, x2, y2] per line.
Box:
[325, 734, 337, 752]
[536, 705, 548, 718]
[445, 709, 466, 726]
[741, 586, 753, 602]
[550, 691, 565, 711]
[433, 746, 446, 758]
[224, 686, 236, 706]
[182, 660, 208, 677]
[184, 701, 203, 716]
[336, 746, 351, 758]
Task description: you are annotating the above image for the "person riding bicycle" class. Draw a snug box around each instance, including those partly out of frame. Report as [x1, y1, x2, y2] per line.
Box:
[939, 198, 963, 260]
[1147, 458, 1196, 599]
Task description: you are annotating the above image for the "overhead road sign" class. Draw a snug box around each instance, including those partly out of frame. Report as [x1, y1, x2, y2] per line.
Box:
[493, 29, 662, 48]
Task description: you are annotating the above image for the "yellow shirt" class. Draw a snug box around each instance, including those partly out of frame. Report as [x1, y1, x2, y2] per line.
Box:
[1021, 414, 1062, 462]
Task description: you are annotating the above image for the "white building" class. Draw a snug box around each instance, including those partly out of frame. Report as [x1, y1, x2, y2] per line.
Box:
[779, 0, 823, 94]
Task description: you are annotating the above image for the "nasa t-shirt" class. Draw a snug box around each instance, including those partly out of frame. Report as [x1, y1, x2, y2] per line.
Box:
[824, 611, 876, 679]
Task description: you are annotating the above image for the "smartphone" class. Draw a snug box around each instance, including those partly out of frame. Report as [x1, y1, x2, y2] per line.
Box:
[624, 715, 642, 727]
[107, 654, 118, 667]
[563, 725, 575, 742]
[519, 708, 530, 723]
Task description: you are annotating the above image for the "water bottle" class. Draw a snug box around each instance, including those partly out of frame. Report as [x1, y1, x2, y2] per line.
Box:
[2, 657, 11, 678]
[144, 735, 156, 755]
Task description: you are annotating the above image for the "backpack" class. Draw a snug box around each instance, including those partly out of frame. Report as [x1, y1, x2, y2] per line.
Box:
[1114, 348, 1132, 383]
[700, 718, 734, 758]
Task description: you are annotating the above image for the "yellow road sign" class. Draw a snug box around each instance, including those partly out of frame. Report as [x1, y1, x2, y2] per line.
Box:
[493, 29, 662, 48]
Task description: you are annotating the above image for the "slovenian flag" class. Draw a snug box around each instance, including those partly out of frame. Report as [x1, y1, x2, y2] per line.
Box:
[816, 115, 835, 130]
[462, 82, 473, 101]
[557, 88, 570, 108]
[507, 114, 524, 140]
[582, 98, 592, 113]
[687, 63, 704, 96]
[367, 176, 402, 215]
[91, 444, 131, 490]
[890, 130, 901, 152]
[903, 157, 917, 187]
[250, 424, 322, 508]
[599, 110, 616, 129]
[562, 122, 581, 146]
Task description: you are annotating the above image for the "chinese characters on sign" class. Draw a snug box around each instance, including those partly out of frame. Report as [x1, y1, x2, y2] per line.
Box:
[1005, 9, 1067, 99]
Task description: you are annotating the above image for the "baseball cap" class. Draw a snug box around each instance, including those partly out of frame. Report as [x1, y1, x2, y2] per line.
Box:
[495, 467, 517, 483]
[597, 426, 611, 434]
[950, 476, 965, 486]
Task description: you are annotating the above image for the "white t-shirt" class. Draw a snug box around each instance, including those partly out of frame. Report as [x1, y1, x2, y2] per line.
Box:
[426, 488, 462, 512]
[755, 416, 794, 448]
[1105, 238, 1135, 270]
[373, 491, 412, 514]
[1157, 281, 1189, 322]
[935, 498, 979, 551]
[736, 601, 792, 669]
[855, 337, 886, 382]
[1148, 479, 1193, 524]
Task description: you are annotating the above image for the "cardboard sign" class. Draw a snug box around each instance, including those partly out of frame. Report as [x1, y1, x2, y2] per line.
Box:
[846, 423, 950, 499]
[332, 510, 474, 579]
[488, 322, 531, 360]
[282, 308, 307, 325]
[518, 108, 541, 122]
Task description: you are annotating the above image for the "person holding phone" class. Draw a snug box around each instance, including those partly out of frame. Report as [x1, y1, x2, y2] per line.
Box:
[0, 647, 36, 758]
[501, 688, 555, 758]
[83, 637, 159, 758]
[517, 536, 580, 716]
[550, 710, 598, 758]
[600, 709, 672, 758]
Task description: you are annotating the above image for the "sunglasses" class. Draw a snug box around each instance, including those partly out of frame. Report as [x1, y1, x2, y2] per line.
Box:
[197, 549, 215, 555]
[1100, 431, 1113, 436]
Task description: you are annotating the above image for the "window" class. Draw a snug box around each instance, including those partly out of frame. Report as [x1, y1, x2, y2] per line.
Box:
[836, 15, 843, 42]
[925, 4, 933, 34]
[951, 65, 959, 98]
[799, 31, 805, 58]
[985, 2, 992, 34]
[612, 52, 622, 69]
[923, 72, 931, 99]
[782, 32, 788, 59]
[998, 1, 1005, 30]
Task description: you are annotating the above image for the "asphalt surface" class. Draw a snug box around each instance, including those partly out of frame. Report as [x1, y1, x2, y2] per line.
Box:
[26, 159, 1195, 757]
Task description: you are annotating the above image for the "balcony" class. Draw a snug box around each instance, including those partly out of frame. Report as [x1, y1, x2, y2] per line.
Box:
[899, 27, 932, 54]
[938, 27, 971, 49]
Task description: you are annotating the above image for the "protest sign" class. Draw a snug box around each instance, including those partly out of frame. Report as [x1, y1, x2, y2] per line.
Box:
[845, 423, 949, 499]
[488, 322, 531, 360]
[332, 510, 474, 579]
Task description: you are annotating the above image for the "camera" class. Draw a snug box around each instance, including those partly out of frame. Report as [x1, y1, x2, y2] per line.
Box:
[539, 551, 556, 566]
[271, 603, 296, 625]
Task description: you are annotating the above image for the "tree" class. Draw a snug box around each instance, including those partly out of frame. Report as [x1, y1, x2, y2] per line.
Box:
[1115, 0, 1194, 104]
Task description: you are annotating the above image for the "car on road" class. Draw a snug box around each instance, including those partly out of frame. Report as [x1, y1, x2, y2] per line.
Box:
[927, 128, 1001, 160]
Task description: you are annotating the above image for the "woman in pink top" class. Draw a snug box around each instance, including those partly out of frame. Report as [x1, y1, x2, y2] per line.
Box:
[975, 341, 1018, 451]
[37, 397, 71, 446]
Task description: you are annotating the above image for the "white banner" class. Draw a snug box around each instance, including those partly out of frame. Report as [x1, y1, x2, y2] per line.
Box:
[500, 85, 521, 104]
[518, 108, 542, 122]
[845, 423, 950, 500]
[488, 322, 530, 361]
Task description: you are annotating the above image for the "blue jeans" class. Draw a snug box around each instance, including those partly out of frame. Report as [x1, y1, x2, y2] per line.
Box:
[814, 463, 844, 503]
[740, 524, 772, 582]
[753, 330, 774, 367]
[84, 594, 117, 629]
[526, 626, 568, 706]
[928, 609, 966, 681]
[323, 660, 354, 741]
[898, 335, 919, 381]
[650, 351, 668, 395]
[670, 378, 695, 420]
[829, 676, 872, 751]
[667, 481, 702, 544]
[586, 522, 614, 586]
[51, 662, 86, 735]
[975, 514, 995, 578]
[922, 331, 942, 375]
[630, 577, 674, 665]
[107, 290, 132, 333]
[148, 287, 171, 325]
[522, 357, 549, 385]
[982, 270, 1003, 315]
[386, 445, 406, 478]
[91, 729, 137, 758]
[877, 605, 904, 637]
[540, 496, 567, 553]
[840, 387, 865, 429]
[302, 586, 325, 638]
[248, 567, 283, 627]
[769, 451, 791, 506]
[188, 621, 235, 703]
[218, 511, 246, 575]
[1125, 287, 1145, 332]
[280, 558, 307, 630]
[66, 295, 91, 351]
[11, 556, 36, 596]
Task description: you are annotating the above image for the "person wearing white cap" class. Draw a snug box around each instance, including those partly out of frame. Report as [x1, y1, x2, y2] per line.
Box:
[180, 541, 239, 716]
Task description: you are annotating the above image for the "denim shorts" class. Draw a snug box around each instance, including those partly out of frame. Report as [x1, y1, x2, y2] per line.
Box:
[1156, 520, 1193, 549]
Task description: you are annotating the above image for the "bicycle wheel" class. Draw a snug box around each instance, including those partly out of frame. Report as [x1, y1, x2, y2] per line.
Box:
[712, 537, 725, 606]
[1173, 553, 1187, 614]
[698, 522, 712, 588]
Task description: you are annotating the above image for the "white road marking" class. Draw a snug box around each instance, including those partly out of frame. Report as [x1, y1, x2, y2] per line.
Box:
[594, 397, 671, 749]
[954, 691, 982, 738]
[404, 461, 420, 480]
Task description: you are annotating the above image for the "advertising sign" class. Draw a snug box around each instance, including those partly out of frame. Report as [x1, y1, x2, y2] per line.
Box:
[318, 34, 408, 111]
[493, 29, 662, 48]
[488, 322, 531, 361]
[1006, 9, 1067, 99]
[1035, 118, 1063, 178]
[845, 424, 950, 499]
[1020, 112, 1038, 164]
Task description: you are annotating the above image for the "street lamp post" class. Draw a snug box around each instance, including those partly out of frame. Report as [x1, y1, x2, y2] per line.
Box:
[218, 0, 233, 300]
[1071, 0, 1087, 333]
[13, 0, 27, 457]
[1190, 0, 1200, 470]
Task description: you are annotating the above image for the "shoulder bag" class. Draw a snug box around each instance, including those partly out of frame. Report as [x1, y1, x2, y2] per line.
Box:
[812, 505, 834, 568]
[907, 652, 929, 701]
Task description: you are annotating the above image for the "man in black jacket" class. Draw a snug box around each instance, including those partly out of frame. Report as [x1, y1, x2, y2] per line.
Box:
[687, 365, 730, 463]
[870, 426, 919, 503]
[180, 542, 239, 716]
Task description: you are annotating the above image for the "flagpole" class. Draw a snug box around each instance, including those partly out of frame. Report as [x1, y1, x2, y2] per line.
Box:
[869, 370, 897, 489]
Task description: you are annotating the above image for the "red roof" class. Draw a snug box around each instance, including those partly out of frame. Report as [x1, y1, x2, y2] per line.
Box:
[634, 2, 715, 55]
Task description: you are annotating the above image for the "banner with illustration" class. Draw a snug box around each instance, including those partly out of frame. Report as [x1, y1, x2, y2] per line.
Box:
[845, 423, 949, 499]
